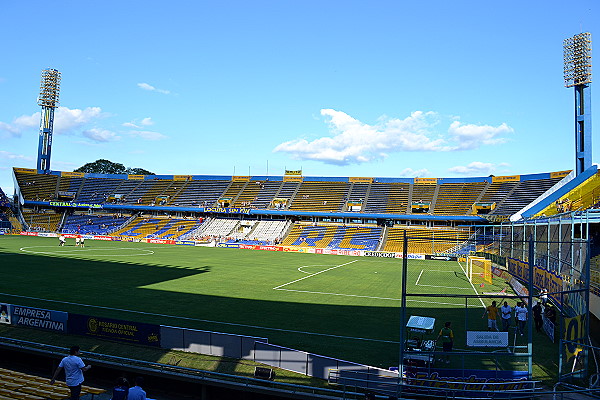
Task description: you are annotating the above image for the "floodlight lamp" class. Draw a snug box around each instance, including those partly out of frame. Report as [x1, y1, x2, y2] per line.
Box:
[563, 33, 592, 88]
[38, 68, 62, 108]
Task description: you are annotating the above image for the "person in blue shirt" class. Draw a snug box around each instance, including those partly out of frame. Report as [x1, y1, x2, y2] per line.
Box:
[128, 377, 149, 400]
[111, 377, 129, 400]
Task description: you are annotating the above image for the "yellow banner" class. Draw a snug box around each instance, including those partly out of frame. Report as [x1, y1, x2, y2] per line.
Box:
[563, 315, 585, 365]
[349, 177, 374, 183]
[415, 178, 437, 185]
[492, 175, 520, 183]
[128, 175, 146, 180]
[173, 175, 192, 181]
[232, 176, 250, 182]
[13, 167, 37, 174]
[551, 170, 571, 179]
[61, 171, 84, 178]
[284, 176, 303, 182]
[285, 170, 302, 176]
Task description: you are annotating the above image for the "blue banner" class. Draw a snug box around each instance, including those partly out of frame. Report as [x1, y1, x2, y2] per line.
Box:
[175, 240, 195, 246]
[69, 314, 160, 346]
[217, 243, 240, 248]
[11, 305, 68, 332]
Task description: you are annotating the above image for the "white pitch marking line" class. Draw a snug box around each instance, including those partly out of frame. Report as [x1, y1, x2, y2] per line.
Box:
[415, 268, 472, 289]
[297, 265, 331, 274]
[415, 269, 424, 285]
[275, 288, 478, 307]
[429, 270, 462, 273]
[276, 288, 400, 301]
[273, 260, 357, 290]
[458, 260, 486, 308]
[416, 283, 472, 290]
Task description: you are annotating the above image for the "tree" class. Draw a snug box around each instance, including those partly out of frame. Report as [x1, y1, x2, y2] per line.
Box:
[74, 159, 155, 175]
[126, 167, 155, 175]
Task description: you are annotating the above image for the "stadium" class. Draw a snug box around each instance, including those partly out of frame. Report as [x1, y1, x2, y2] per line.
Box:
[0, 33, 598, 400]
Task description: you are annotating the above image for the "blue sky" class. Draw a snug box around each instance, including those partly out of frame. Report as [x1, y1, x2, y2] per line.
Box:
[0, 1, 598, 195]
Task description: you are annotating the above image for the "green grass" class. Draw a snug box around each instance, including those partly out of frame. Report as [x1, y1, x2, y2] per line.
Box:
[0, 235, 559, 383]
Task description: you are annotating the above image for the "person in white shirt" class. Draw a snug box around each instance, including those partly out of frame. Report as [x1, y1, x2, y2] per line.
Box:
[514, 302, 528, 336]
[50, 346, 91, 400]
[128, 376, 154, 400]
[500, 301, 512, 332]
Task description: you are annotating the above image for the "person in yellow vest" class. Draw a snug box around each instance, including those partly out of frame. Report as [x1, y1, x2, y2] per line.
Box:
[482, 301, 499, 331]
[437, 321, 454, 364]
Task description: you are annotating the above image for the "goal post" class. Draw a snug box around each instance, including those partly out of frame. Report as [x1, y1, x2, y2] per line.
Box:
[467, 256, 492, 285]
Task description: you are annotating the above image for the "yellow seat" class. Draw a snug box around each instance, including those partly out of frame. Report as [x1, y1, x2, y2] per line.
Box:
[1, 382, 24, 391]
[0, 390, 29, 400]
[21, 388, 65, 400]
[82, 385, 106, 395]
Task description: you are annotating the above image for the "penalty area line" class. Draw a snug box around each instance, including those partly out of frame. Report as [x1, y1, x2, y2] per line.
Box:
[275, 288, 478, 307]
[273, 260, 357, 290]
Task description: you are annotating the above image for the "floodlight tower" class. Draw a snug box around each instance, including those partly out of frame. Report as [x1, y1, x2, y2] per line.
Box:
[564, 33, 592, 176]
[36, 68, 61, 172]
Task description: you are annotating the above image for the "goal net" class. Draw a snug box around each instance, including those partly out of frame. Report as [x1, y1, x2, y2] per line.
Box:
[467, 256, 492, 285]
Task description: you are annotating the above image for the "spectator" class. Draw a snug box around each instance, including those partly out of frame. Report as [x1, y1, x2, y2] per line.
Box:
[111, 377, 129, 400]
[482, 301, 499, 331]
[514, 302, 528, 336]
[50, 346, 91, 400]
[545, 304, 557, 325]
[533, 301, 543, 332]
[128, 377, 151, 400]
[500, 301, 512, 332]
[437, 321, 454, 364]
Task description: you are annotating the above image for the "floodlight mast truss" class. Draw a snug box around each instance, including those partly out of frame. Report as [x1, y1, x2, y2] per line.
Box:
[37, 69, 61, 172]
[564, 33, 592, 88]
[564, 33, 592, 176]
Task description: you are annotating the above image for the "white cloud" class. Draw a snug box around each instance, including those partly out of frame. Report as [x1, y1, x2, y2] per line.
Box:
[274, 109, 513, 165]
[398, 168, 431, 178]
[122, 117, 154, 129]
[0, 106, 104, 138]
[54, 106, 103, 133]
[0, 113, 39, 137]
[448, 161, 498, 175]
[82, 128, 120, 142]
[125, 130, 167, 141]
[137, 82, 170, 95]
[140, 117, 154, 126]
[0, 150, 34, 163]
[448, 121, 513, 150]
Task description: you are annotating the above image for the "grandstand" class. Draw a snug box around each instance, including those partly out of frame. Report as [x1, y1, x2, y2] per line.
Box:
[5, 168, 576, 254]
[12, 168, 570, 217]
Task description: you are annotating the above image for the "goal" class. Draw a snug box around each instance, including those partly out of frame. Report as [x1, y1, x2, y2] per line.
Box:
[467, 256, 492, 285]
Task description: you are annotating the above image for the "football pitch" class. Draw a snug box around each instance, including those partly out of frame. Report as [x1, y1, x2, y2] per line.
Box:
[0, 235, 504, 368]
